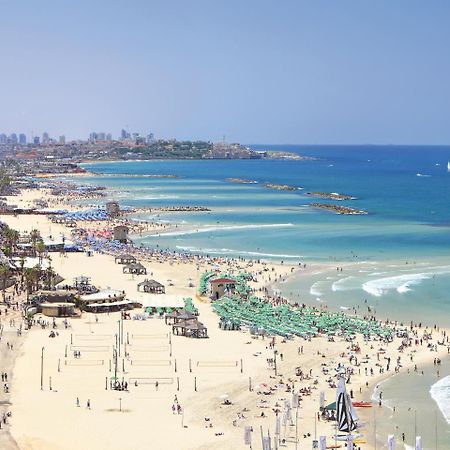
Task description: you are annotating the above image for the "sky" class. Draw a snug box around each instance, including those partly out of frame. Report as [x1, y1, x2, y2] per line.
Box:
[1, 0, 450, 144]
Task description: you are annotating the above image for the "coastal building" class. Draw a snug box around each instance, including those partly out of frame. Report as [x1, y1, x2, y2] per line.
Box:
[106, 201, 120, 217]
[79, 289, 126, 306]
[59, 135, 65, 145]
[209, 277, 236, 300]
[19, 133, 26, 145]
[9, 133, 18, 144]
[0, 133, 6, 144]
[42, 132, 49, 144]
[113, 225, 128, 242]
[33, 136, 40, 145]
[41, 302, 75, 317]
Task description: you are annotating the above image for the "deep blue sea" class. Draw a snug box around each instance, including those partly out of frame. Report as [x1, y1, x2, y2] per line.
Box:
[80, 145, 450, 447]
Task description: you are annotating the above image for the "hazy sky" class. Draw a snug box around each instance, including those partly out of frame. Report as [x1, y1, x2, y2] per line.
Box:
[1, 0, 450, 144]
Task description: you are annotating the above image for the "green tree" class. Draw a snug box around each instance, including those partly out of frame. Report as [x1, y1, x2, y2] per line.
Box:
[0, 264, 10, 302]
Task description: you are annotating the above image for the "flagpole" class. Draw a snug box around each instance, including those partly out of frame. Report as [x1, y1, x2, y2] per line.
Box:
[414, 409, 417, 441]
[435, 410, 438, 450]
[374, 406, 377, 450]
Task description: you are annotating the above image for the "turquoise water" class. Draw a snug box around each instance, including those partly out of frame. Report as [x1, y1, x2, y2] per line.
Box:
[80, 145, 450, 446]
[82, 146, 450, 261]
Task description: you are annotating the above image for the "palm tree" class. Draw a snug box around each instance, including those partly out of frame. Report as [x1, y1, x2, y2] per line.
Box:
[44, 264, 56, 290]
[0, 264, 10, 302]
[19, 256, 25, 282]
[36, 240, 46, 265]
[30, 229, 40, 256]
[24, 266, 40, 301]
[4, 227, 19, 253]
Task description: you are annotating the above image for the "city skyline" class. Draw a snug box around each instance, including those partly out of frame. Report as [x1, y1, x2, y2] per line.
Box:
[1, 1, 450, 144]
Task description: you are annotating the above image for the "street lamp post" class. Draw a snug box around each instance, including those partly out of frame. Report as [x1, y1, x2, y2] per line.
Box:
[40, 347, 45, 390]
[274, 350, 278, 376]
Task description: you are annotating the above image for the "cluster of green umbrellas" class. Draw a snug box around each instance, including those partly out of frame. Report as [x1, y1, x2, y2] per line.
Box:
[183, 298, 198, 315]
[198, 270, 216, 294]
[212, 295, 393, 339]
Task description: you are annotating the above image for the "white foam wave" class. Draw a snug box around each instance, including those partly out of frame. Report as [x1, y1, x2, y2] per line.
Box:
[430, 375, 450, 424]
[156, 223, 294, 237]
[362, 273, 433, 297]
[174, 246, 301, 259]
[310, 281, 324, 297]
[331, 276, 356, 292]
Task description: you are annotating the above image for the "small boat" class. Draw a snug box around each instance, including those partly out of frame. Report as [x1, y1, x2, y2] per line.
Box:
[447, 161, 450, 171]
[352, 401, 372, 408]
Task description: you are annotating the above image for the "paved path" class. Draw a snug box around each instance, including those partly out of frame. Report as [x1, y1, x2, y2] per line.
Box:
[0, 303, 24, 450]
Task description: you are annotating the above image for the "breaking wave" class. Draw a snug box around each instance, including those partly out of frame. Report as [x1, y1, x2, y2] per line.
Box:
[430, 375, 450, 424]
[175, 246, 301, 259]
[156, 223, 294, 237]
[362, 273, 433, 297]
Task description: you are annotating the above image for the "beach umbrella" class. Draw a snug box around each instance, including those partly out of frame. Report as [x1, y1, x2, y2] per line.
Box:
[219, 394, 229, 400]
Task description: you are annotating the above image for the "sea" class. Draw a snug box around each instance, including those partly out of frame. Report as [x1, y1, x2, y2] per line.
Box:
[78, 145, 450, 449]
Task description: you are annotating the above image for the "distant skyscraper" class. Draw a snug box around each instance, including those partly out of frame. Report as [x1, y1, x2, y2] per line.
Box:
[9, 133, 18, 144]
[42, 132, 49, 144]
[0, 134, 7, 144]
[59, 135, 66, 145]
[19, 133, 26, 145]
[146, 133, 155, 144]
[97, 132, 106, 141]
[121, 129, 127, 140]
[106, 133, 112, 141]
[89, 132, 97, 143]
[33, 136, 40, 145]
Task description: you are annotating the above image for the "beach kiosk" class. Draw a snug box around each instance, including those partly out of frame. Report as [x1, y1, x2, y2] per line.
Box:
[114, 253, 137, 265]
[123, 262, 147, 275]
[209, 277, 236, 300]
[172, 318, 208, 338]
[137, 279, 165, 294]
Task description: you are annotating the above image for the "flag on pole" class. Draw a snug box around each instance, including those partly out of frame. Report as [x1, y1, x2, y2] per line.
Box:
[292, 392, 299, 407]
[415, 436, 422, 450]
[275, 415, 281, 435]
[387, 434, 396, 450]
[319, 436, 327, 450]
[262, 436, 271, 450]
[244, 426, 252, 445]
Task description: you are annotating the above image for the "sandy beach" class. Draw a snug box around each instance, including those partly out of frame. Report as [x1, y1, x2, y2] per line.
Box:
[1, 187, 449, 450]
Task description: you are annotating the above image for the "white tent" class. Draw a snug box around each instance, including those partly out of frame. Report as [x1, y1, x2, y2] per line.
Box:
[134, 293, 184, 308]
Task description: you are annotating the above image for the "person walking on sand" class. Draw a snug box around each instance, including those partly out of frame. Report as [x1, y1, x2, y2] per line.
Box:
[87, 399, 91, 409]
[76, 397, 80, 407]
